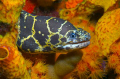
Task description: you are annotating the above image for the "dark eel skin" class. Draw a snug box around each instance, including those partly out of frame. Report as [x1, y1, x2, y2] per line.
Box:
[17, 10, 91, 53]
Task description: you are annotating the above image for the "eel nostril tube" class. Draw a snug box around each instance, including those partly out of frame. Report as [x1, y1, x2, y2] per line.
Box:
[0, 47, 9, 60]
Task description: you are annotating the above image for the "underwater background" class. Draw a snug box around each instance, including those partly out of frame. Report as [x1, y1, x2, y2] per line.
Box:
[0, 0, 120, 79]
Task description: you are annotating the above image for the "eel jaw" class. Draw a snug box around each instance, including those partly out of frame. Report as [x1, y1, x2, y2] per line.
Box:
[62, 41, 90, 49]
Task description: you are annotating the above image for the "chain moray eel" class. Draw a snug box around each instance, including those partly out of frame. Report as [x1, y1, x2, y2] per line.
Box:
[17, 10, 91, 54]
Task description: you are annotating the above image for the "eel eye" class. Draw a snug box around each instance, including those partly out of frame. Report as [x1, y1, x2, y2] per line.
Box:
[70, 33, 76, 38]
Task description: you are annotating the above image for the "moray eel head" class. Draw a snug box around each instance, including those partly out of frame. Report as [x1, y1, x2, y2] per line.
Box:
[17, 10, 91, 53]
[57, 28, 91, 50]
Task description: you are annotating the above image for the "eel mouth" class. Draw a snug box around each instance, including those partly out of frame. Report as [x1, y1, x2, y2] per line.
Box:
[63, 41, 90, 49]
[66, 41, 89, 44]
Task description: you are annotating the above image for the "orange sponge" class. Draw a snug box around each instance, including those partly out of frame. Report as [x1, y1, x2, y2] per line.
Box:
[95, 8, 120, 56]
